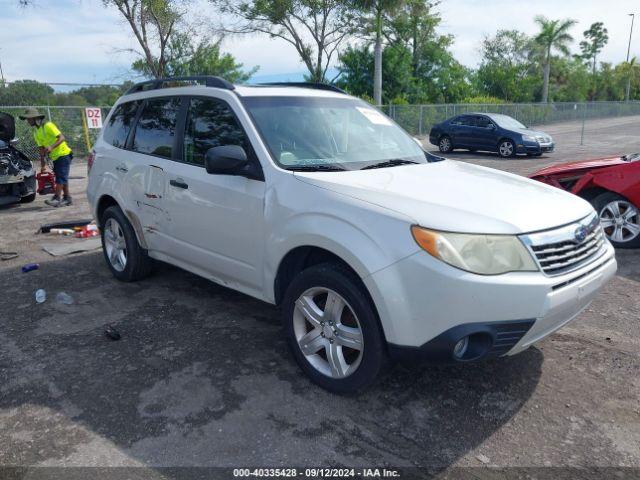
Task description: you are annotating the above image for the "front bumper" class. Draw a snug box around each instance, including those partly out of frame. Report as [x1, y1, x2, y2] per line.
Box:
[518, 142, 555, 154]
[364, 243, 616, 362]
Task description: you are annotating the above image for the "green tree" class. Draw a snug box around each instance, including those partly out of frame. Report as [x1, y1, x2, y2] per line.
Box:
[533, 15, 577, 103]
[104, 0, 185, 78]
[213, 0, 353, 83]
[475, 30, 538, 102]
[387, 0, 471, 103]
[0, 80, 54, 106]
[351, 0, 403, 105]
[132, 33, 257, 82]
[336, 44, 413, 103]
[579, 22, 609, 99]
[580, 22, 609, 75]
[619, 57, 640, 101]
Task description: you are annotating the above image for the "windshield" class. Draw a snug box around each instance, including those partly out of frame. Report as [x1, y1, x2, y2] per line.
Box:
[491, 114, 527, 130]
[242, 96, 429, 170]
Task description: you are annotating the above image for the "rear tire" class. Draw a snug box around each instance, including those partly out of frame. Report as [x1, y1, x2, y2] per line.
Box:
[438, 135, 453, 153]
[592, 192, 640, 248]
[100, 205, 153, 281]
[282, 263, 386, 394]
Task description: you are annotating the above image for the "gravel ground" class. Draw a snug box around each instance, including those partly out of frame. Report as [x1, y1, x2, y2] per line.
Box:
[0, 115, 638, 477]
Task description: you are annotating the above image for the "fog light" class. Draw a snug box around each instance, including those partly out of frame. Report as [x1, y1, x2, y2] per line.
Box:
[453, 337, 469, 359]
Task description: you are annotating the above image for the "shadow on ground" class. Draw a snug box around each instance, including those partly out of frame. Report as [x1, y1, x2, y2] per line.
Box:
[0, 252, 543, 473]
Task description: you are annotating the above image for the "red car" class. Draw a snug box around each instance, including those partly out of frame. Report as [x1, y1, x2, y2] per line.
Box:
[530, 153, 640, 248]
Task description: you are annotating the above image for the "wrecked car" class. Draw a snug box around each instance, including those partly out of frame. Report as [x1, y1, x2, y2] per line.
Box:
[0, 112, 36, 206]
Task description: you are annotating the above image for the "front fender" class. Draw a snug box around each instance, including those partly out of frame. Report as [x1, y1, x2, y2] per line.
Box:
[263, 198, 419, 303]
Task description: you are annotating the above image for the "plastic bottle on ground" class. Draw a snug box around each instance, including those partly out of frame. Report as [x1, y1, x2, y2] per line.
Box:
[35, 289, 46, 303]
[55, 292, 74, 305]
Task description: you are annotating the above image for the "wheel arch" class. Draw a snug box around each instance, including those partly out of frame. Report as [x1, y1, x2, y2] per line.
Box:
[96, 194, 149, 250]
[274, 246, 364, 307]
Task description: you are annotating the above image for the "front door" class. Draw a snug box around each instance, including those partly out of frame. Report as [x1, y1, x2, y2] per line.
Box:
[472, 115, 499, 151]
[160, 96, 266, 297]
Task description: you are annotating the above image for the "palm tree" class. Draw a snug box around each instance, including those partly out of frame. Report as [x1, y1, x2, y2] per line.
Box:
[353, 0, 403, 105]
[534, 16, 577, 103]
[621, 57, 639, 101]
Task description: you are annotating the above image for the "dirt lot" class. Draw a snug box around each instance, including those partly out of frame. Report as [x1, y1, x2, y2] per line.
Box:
[0, 115, 638, 476]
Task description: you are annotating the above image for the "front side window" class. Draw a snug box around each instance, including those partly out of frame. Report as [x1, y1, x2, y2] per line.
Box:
[475, 116, 493, 128]
[183, 97, 251, 166]
[242, 96, 428, 170]
[102, 101, 139, 148]
[131, 97, 182, 159]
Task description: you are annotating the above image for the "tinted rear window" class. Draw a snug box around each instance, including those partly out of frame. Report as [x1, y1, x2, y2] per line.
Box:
[131, 97, 182, 159]
[102, 101, 139, 148]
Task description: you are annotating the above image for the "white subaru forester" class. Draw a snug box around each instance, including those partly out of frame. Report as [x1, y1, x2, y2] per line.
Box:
[87, 76, 617, 393]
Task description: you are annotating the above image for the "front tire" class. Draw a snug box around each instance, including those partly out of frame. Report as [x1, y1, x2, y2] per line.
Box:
[100, 206, 153, 281]
[282, 263, 386, 394]
[592, 192, 640, 248]
[498, 139, 516, 158]
[438, 135, 453, 153]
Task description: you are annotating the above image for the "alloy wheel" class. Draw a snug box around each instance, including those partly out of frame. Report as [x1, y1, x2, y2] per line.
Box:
[293, 287, 364, 379]
[104, 218, 128, 272]
[499, 141, 514, 157]
[439, 137, 451, 152]
[599, 200, 640, 244]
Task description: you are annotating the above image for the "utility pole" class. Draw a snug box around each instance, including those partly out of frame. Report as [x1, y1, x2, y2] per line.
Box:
[625, 13, 635, 101]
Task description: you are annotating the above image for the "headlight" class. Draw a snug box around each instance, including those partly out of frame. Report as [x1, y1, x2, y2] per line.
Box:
[411, 226, 538, 275]
[522, 134, 538, 142]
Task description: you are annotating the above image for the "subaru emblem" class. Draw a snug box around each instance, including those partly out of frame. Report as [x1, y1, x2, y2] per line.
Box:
[574, 225, 588, 243]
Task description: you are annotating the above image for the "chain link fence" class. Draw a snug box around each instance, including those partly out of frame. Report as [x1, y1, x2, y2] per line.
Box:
[382, 101, 640, 137]
[0, 106, 110, 161]
[2, 101, 639, 161]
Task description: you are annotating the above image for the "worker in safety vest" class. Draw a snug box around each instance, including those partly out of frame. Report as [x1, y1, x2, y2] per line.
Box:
[19, 108, 73, 207]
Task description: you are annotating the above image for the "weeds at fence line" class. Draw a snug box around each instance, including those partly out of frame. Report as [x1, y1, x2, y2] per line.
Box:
[1, 101, 638, 160]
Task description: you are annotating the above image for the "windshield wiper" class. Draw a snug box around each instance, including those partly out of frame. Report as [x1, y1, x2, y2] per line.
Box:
[361, 159, 419, 170]
[287, 164, 346, 172]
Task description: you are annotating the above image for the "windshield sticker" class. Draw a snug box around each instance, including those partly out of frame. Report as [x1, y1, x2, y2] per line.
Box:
[356, 107, 393, 126]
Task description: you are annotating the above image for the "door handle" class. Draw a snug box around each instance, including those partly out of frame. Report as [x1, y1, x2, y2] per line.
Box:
[115, 164, 128, 173]
[170, 179, 189, 189]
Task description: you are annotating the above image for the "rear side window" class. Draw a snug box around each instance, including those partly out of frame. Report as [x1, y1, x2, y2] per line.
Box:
[183, 97, 251, 166]
[131, 97, 182, 159]
[102, 101, 139, 148]
[451, 115, 473, 126]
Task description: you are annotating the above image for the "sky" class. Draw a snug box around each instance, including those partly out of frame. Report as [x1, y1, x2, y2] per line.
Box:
[0, 0, 638, 86]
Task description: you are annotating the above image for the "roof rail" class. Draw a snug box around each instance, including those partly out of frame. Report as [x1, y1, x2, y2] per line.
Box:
[125, 76, 235, 95]
[256, 82, 345, 94]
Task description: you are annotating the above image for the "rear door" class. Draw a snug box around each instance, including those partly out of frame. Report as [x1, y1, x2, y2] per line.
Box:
[449, 115, 473, 147]
[126, 96, 184, 252]
[96, 100, 142, 211]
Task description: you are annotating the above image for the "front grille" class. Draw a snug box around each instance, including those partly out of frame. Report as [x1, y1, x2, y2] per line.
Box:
[521, 213, 606, 276]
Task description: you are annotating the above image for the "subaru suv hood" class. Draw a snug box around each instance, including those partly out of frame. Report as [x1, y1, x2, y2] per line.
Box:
[294, 160, 593, 234]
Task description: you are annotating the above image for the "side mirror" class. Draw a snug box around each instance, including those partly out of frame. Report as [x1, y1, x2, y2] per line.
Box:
[205, 145, 264, 181]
